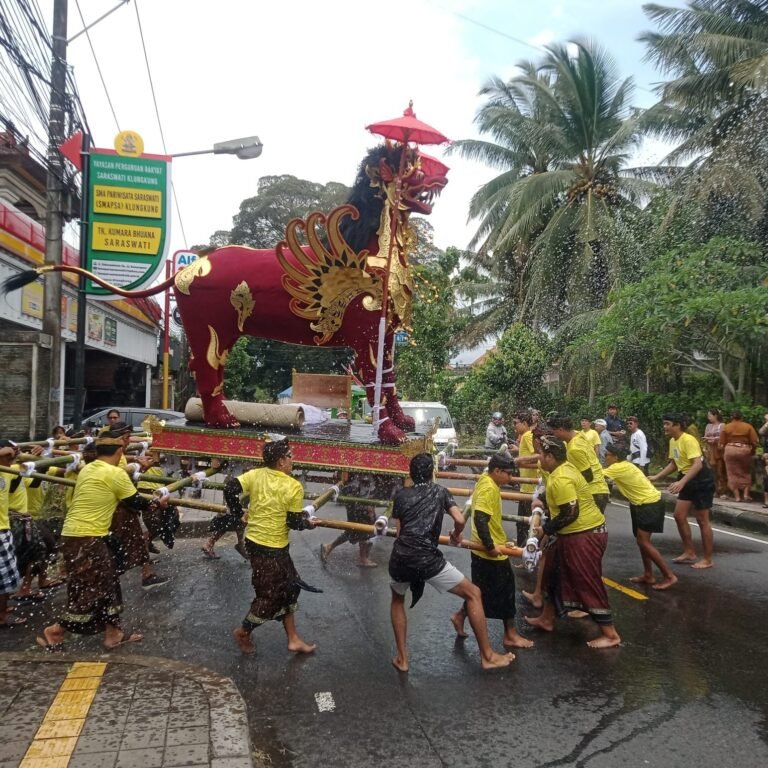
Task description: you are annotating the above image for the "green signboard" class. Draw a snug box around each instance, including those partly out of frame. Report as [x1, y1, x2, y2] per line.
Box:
[85, 148, 171, 297]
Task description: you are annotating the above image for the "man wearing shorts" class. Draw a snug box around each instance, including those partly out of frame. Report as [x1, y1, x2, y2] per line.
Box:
[388, 453, 513, 672]
[603, 444, 676, 590]
[649, 413, 715, 569]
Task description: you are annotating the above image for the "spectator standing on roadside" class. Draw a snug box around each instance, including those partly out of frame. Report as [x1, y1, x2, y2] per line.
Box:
[720, 411, 759, 503]
[704, 409, 727, 498]
[604, 404, 626, 449]
[759, 412, 768, 453]
[626, 416, 651, 475]
[593, 420, 613, 465]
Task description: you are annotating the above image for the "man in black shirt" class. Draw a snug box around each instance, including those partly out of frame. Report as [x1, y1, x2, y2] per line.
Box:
[388, 453, 513, 672]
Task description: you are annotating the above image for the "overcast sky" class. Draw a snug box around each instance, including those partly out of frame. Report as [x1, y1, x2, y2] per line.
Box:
[46, 0, 679, 256]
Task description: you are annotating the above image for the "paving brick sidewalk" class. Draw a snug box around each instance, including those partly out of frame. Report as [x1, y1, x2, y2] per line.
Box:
[0, 655, 253, 768]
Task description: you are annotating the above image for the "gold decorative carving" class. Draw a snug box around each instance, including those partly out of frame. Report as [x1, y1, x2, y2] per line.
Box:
[398, 417, 438, 457]
[230, 281, 255, 332]
[175, 255, 212, 295]
[276, 204, 382, 344]
[141, 415, 165, 435]
[206, 325, 229, 370]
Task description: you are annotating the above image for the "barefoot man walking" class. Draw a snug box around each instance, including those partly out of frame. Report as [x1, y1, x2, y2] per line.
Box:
[388, 453, 514, 672]
[648, 413, 715, 569]
[228, 439, 317, 655]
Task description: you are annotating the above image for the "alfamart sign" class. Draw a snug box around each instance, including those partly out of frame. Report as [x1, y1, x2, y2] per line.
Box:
[85, 130, 172, 298]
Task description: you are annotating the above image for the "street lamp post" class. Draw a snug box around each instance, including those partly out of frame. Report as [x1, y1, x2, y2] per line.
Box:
[159, 136, 263, 410]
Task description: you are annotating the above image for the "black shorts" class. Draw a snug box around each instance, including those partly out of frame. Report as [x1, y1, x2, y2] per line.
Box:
[629, 500, 665, 536]
[677, 470, 714, 511]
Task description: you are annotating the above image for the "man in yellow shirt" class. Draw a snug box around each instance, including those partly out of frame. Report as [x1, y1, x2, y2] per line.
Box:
[38, 429, 168, 651]
[450, 454, 534, 651]
[581, 417, 601, 459]
[228, 439, 317, 656]
[649, 413, 715, 569]
[512, 411, 539, 545]
[603, 444, 676, 590]
[548, 415, 610, 511]
[525, 436, 621, 649]
[0, 440, 24, 627]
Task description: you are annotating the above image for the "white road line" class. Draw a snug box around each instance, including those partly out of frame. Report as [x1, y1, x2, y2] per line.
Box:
[314, 691, 336, 712]
[610, 501, 768, 544]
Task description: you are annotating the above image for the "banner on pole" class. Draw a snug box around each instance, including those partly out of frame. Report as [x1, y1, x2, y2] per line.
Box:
[85, 132, 171, 298]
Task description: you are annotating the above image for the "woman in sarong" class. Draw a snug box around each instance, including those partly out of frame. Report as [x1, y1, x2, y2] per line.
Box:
[703, 409, 727, 498]
[720, 411, 758, 502]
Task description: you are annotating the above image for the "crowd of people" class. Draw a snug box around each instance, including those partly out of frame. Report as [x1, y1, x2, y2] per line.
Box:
[1, 401, 766, 673]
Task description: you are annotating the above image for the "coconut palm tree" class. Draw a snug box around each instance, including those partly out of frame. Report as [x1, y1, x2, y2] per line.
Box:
[640, 1, 768, 225]
[452, 40, 656, 331]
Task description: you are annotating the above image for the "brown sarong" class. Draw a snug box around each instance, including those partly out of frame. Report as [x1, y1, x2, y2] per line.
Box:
[60, 536, 123, 634]
[110, 503, 149, 572]
[546, 529, 612, 624]
[244, 540, 300, 626]
[723, 443, 753, 489]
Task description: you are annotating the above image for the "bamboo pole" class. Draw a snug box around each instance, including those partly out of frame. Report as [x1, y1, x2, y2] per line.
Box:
[436, 470, 533, 484]
[0, 465, 76, 487]
[17, 454, 77, 470]
[446, 485, 532, 502]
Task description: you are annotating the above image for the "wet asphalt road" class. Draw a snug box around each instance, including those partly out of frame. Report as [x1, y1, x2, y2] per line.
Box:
[2, 497, 768, 768]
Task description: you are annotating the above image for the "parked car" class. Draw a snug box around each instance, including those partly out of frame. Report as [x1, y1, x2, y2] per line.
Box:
[81, 407, 185, 432]
[398, 401, 458, 450]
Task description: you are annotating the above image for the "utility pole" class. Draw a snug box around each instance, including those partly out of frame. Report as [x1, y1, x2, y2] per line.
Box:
[42, 0, 68, 433]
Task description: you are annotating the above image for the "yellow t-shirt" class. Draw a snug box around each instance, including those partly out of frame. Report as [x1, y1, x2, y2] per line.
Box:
[603, 460, 661, 505]
[567, 432, 609, 497]
[8, 465, 28, 513]
[25, 467, 60, 518]
[62, 459, 138, 537]
[518, 430, 539, 492]
[470, 473, 507, 561]
[545, 461, 605, 534]
[669, 432, 702, 474]
[239, 468, 304, 549]
[64, 466, 82, 511]
[583, 428, 601, 449]
[137, 465, 166, 492]
[0, 473, 9, 530]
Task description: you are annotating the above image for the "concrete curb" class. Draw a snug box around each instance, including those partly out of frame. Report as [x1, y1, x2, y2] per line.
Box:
[0, 652, 254, 767]
[655, 491, 768, 537]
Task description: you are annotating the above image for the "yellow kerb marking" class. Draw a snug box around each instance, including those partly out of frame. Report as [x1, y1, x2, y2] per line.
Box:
[24, 661, 108, 767]
[602, 577, 649, 601]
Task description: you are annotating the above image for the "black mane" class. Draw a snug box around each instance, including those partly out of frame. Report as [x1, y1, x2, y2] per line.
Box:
[340, 144, 409, 253]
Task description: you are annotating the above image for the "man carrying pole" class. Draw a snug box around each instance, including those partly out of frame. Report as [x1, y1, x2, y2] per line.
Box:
[388, 453, 514, 672]
[226, 439, 317, 656]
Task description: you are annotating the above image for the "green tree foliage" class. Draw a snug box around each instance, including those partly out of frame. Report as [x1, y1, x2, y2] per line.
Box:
[396, 247, 463, 402]
[450, 323, 553, 431]
[591, 237, 768, 399]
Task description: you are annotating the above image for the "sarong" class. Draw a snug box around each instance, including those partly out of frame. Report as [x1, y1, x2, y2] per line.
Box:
[723, 443, 753, 488]
[548, 529, 612, 624]
[0, 530, 21, 595]
[244, 540, 300, 626]
[470, 554, 516, 621]
[209, 510, 244, 535]
[110, 503, 148, 572]
[704, 443, 727, 496]
[60, 536, 123, 634]
[143, 505, 180, 549]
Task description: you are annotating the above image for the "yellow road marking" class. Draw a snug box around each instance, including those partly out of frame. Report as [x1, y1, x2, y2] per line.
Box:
[602, 577, 649, 601]
[20, 662, 107, 768]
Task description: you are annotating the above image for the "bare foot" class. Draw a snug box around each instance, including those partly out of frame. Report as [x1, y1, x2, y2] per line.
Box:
[521, 590, 543, 609]
[503, 630, 534, 649]
[201, 546, 220, 560]
[104, 630, 143, 650]
[587, 635, 622, 648]
[319, 543, 331, 565]
[392, 655, 409, 672]
[288, 639, 317, 654]
[567, 610, 589, 619]
[481, 651, 515, 669]
[652, 575, 678, 590]
[450, 612, 468, 639]
[672, 554, 697, 564]
[524, 614, 554, 632]
[629, 575, 656, 585]
[233, 626, 255, 654]
[691, 560, 713, 570]
[357, 560, 378, 568]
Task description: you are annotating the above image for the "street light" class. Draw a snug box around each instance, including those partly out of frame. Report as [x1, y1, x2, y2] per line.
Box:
[161, 136, 263, 409]
[170, 135, 263, 160]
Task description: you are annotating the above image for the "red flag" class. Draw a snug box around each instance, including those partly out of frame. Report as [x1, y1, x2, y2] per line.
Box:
[58, 131, 83, 171]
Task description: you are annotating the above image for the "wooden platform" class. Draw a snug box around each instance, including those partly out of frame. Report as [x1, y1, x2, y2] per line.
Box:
[146, 417, 432, 476]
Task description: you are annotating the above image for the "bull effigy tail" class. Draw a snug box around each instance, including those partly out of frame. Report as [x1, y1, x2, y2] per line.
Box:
[1, 268, 43, 294]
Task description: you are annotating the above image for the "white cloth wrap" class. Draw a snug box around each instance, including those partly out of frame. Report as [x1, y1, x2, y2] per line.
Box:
[374, 515, 389, 536]
[523, 537, 541, 572]
[42, 437, 55, 457]
[20, 461, 36, 477]
[192, 470, 207, 487]
[65, 453, 81, 473]
[154, 486, 170, 499]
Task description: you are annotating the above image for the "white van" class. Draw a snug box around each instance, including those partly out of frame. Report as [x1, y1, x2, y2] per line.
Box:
[398, 401, 458, 450]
